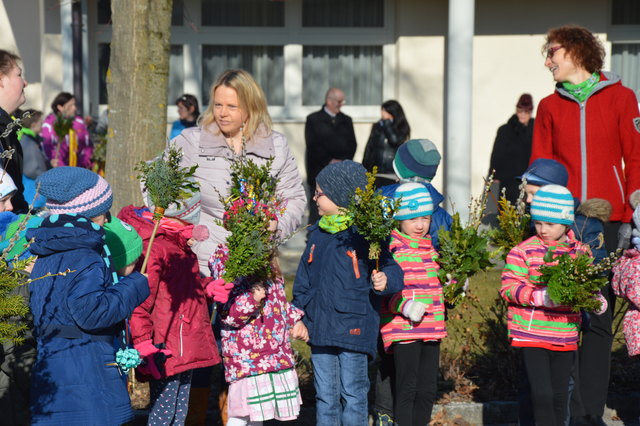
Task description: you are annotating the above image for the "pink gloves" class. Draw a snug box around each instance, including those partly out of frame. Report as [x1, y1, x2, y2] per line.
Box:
[134, 340, 172, 380]
[205, 278, 234, 304]
[531, 288, 560, 308]
[401, 300, 426, 322]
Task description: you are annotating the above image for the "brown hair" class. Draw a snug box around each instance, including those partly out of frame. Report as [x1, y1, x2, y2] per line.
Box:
[50, 92, 75, 114]
[543, 25, 604, 73]
[200, 69, 272, 138]
[19, 109, 43, 128]
[0, 50, 20, 77]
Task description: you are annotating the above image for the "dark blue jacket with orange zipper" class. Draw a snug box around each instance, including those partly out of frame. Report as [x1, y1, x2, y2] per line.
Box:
[292, 224, 403, 358]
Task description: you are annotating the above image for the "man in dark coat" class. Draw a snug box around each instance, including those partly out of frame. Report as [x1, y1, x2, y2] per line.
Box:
[304, 87, 357, 225]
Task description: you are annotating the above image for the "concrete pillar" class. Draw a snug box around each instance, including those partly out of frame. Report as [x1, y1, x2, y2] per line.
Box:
[444, 0, 475, 219]
[61, 1, 73, 93]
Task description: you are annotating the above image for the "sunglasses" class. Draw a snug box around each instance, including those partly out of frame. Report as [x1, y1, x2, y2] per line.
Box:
[546, 45, 564, 59]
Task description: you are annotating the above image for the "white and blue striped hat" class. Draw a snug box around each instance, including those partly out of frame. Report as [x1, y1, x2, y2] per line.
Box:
[530, 184, 574, 225]
[393, 182, 433, 220]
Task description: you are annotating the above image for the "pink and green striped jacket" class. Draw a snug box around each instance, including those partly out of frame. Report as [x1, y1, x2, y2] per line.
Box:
[500, 231, 589, 351]
[380, 229, 447, 352]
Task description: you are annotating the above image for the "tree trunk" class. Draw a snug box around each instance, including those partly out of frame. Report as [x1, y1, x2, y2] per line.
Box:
[106, 0, 173, 213]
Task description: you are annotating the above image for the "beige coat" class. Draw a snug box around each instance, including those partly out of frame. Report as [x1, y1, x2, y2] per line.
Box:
[172, 123, 307, 275]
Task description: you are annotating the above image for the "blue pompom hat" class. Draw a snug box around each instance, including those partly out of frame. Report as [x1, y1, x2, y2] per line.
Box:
[393, 183, 433, 220]
[530, 184, 575, 225]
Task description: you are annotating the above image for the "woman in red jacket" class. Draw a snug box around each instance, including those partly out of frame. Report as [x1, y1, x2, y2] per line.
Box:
[530, 24, 640, 425]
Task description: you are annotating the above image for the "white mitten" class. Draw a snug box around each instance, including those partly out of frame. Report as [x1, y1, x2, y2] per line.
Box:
[401, 300, 426, 322]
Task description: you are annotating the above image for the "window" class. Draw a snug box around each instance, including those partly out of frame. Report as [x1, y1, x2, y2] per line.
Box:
[302, 46, 383, 105]
[611, 44, 640, 97]
[97, 0, 184, 25]
[610, 0, 640, 97]
[302, 0, 383, 27]
[90, 0, 394, 120]
[201, 46, 284, 105]
[612, 0, 640, 25]
[201, 0, 284, 27]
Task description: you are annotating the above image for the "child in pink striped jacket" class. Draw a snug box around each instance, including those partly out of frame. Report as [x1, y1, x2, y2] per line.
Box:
[379, 182, 446, 424]
[500, 184, 594, 426]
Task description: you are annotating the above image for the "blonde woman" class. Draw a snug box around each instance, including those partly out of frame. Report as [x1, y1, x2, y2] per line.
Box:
[172, 69, 306, 275]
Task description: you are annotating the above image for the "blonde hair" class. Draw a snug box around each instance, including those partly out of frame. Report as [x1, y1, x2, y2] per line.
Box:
[200, 69, 272, 138]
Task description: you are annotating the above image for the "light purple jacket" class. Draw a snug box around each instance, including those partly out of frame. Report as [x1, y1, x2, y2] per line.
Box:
[171, 123, 307, 275]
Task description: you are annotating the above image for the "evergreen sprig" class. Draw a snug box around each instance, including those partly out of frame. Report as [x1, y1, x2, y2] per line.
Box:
[136, 143, 199, 220]
[346, 167, 398, 262]
[0, 258, 31, 345]
[436, 174, 494, 306]
[539, 249, 621, 312]
[488, 185, 531, 261]
[53, 113, 73, 140]
[218, 157, 286, 283]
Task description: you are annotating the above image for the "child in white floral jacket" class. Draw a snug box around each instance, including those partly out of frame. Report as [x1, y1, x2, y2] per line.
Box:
[209, 245, 304, 426]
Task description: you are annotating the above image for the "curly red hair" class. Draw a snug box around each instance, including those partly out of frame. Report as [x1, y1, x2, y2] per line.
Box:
[543, 25, 605, 73]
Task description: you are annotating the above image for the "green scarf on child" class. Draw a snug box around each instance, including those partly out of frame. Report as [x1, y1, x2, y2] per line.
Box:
[562, 72, 600, 103]
[319, 214, 352, 234]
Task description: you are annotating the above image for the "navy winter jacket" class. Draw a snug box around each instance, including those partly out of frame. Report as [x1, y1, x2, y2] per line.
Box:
[292, 224, 403, 358]
[26, 214, 149, 425]
[381, 182, 452, 249]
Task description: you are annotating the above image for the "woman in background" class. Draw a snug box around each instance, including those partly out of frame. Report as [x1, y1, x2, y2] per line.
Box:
[170, 94, 200, 140]
[40, 92, 93, 169]
[362, 99, 410, 187]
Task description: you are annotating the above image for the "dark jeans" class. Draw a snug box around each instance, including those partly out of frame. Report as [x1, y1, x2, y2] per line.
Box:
[521, 347, 575, 426]
[393, 341, 440, 426]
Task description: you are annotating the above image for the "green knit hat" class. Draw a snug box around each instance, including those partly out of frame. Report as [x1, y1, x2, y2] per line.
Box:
[103, 217, 143, 271]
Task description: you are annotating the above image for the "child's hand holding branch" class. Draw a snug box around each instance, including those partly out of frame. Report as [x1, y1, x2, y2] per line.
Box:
[371, 270, 387, 292]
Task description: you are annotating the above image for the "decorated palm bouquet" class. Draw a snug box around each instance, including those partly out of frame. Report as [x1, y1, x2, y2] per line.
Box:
[346, 167, 398, 268]
[218, 157, 287, 283]
[437, 176, 494, 306]
[539, 249, 620, 312]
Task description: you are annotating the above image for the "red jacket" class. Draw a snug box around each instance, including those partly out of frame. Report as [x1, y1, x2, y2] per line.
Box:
[119, 205, 221, 378]
[531, 72, 640, 222]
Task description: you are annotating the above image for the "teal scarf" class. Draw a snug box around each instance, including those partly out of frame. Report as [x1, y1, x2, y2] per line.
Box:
[562, 72, 600, 102]
[319, 214, 352, 234]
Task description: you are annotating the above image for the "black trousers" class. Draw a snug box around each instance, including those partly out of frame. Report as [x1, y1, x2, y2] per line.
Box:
[521, 347, 575, 426]
[393, 341, 440, 426]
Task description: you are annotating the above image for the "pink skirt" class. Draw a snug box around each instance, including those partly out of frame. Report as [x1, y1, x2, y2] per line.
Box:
[227, 368, 302, 421]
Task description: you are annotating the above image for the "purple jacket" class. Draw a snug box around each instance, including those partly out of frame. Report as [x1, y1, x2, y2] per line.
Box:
[40, 113, 93, 168]
[219, 277, 303, 383]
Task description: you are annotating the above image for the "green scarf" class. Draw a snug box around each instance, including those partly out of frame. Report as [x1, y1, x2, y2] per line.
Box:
[562, 72, 600, 102]
[319, 214, 352, 234]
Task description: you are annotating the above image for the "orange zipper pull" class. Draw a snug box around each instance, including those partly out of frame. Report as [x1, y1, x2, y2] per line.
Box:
[308, 244, 315, 263]
[346, 250, 360, 279]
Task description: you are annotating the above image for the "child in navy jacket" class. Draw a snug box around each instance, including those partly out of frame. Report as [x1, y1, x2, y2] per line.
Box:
[26, 167, 149, 425]
[292, 160, 403, 426]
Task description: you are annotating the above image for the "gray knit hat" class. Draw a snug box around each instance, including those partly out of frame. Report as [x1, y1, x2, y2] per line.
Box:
[530, 184, 575, 225]
[316, 160, 367, 208]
